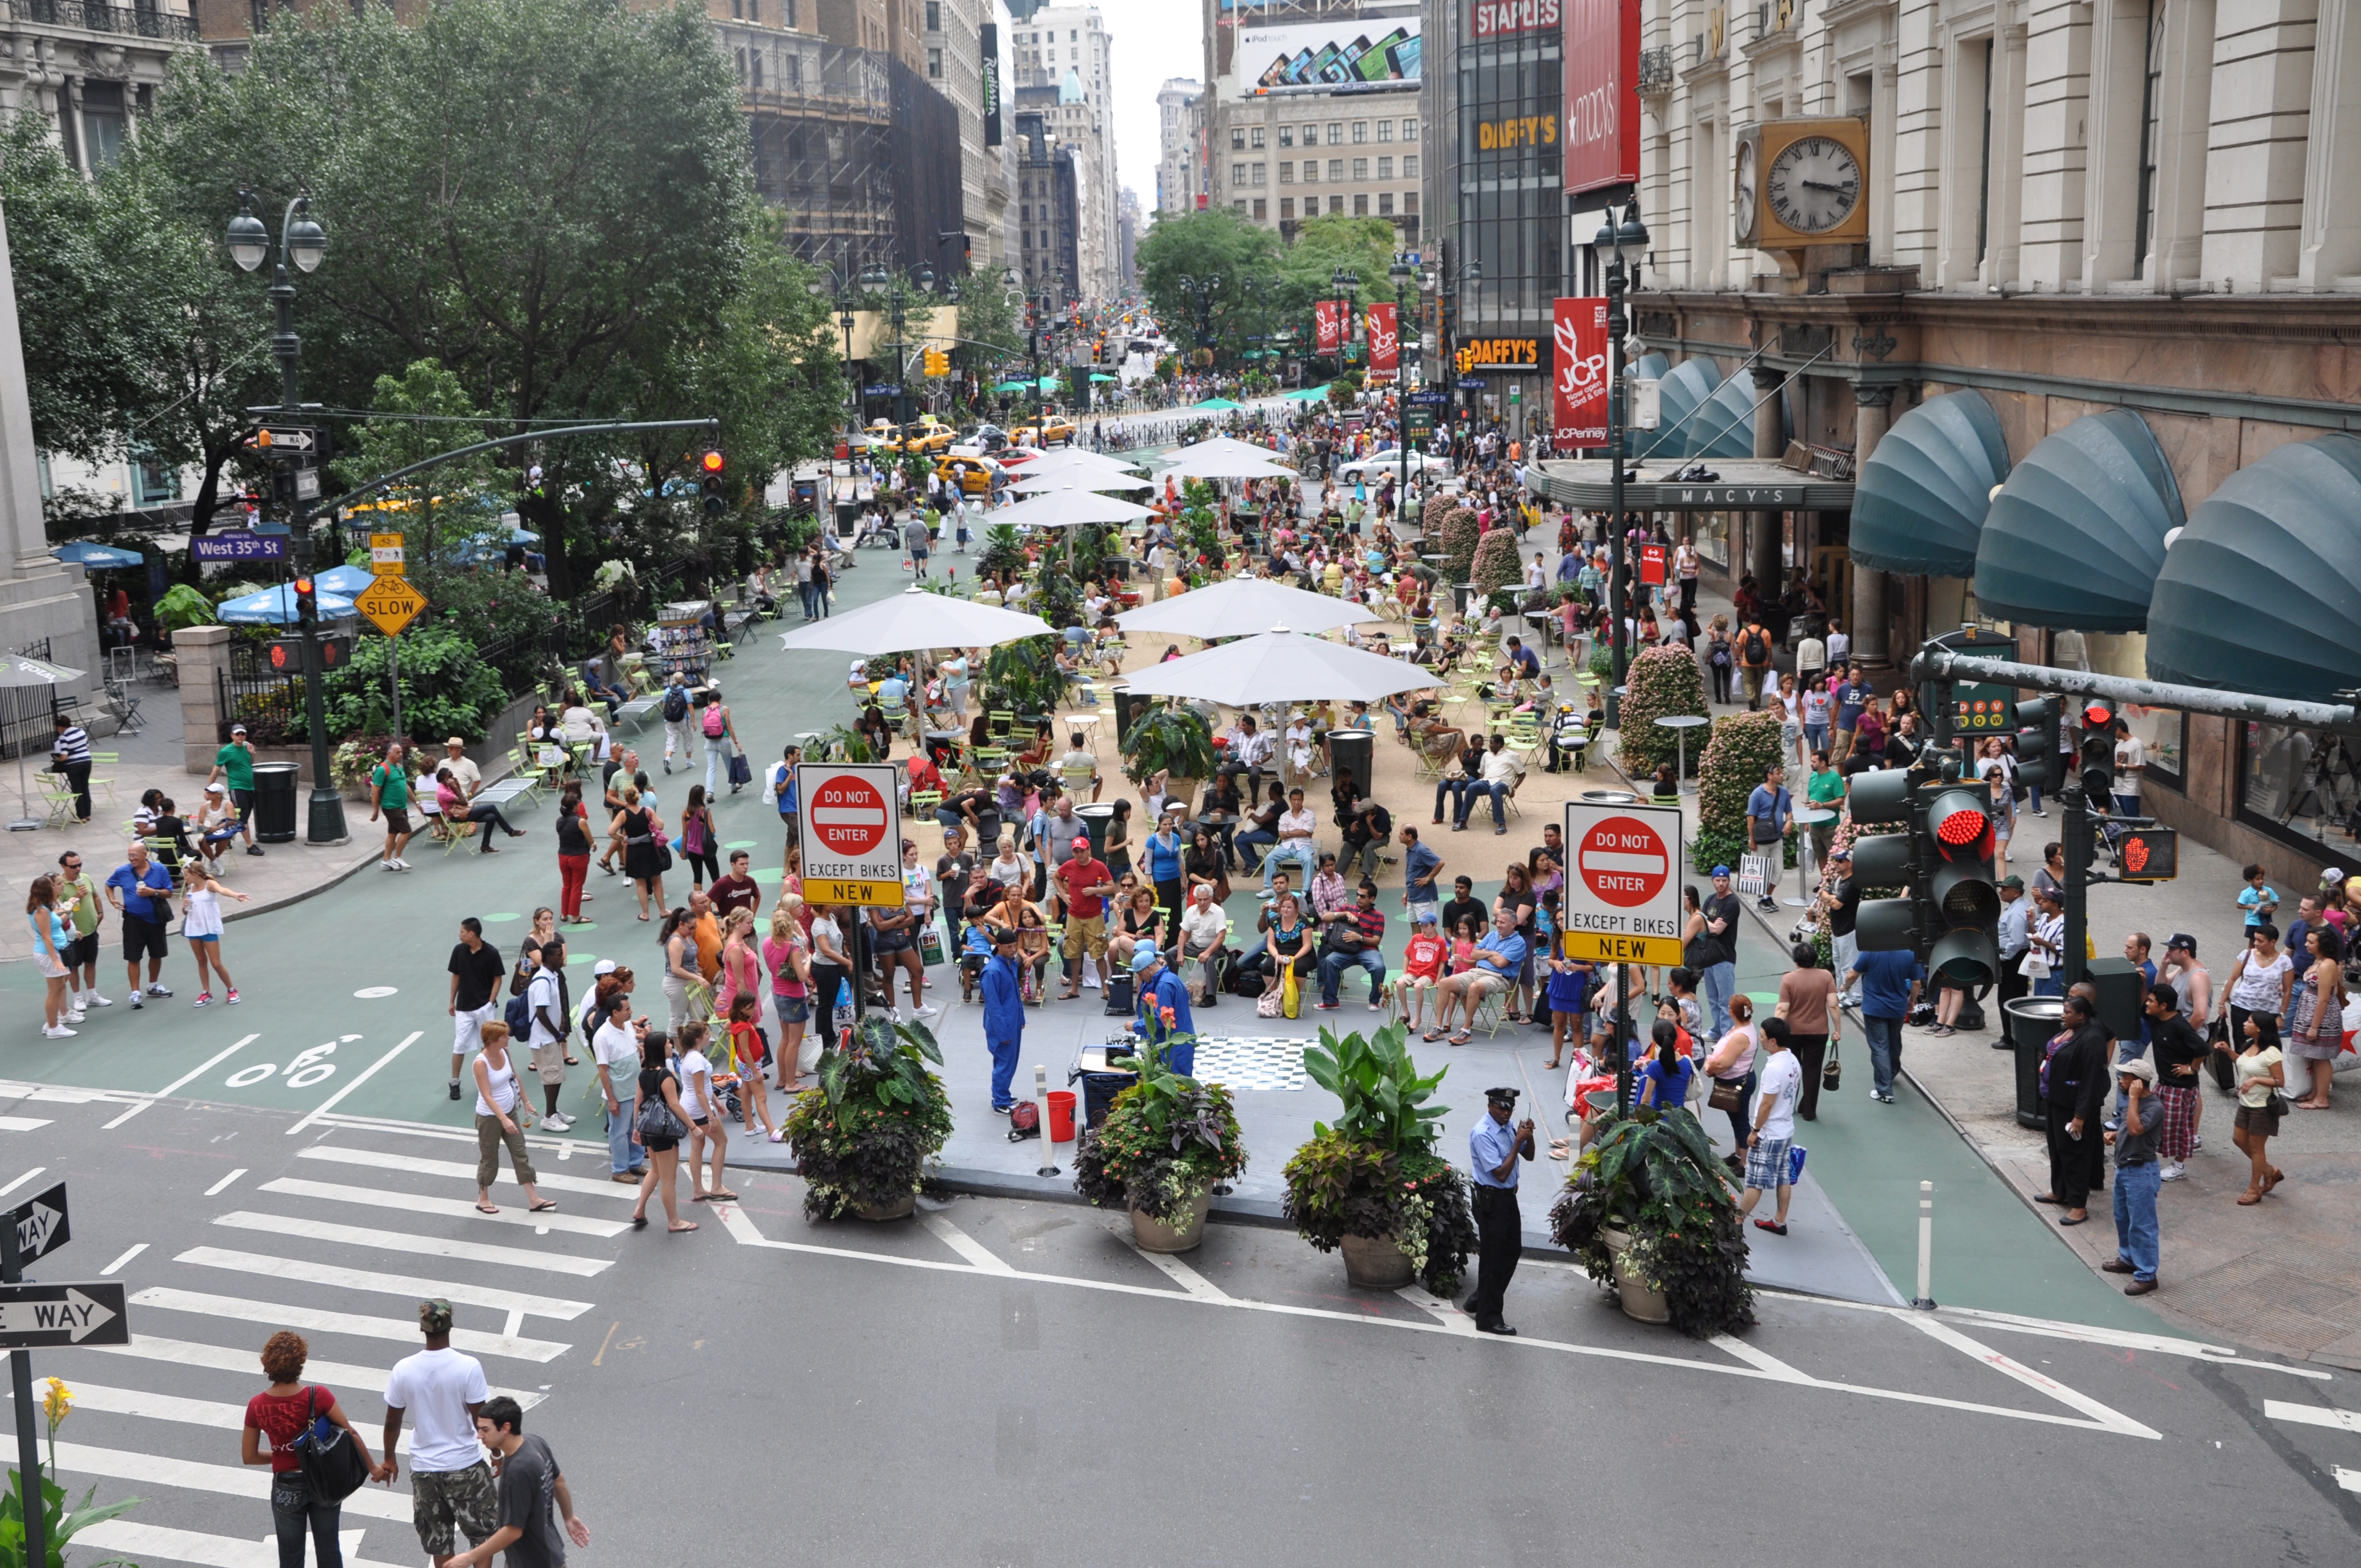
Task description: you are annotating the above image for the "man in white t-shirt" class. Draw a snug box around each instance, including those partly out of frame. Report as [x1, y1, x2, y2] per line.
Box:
[525, 939, 572, 1132]
[383, 1299, 496, 1568]
[590, 992, 646, 1184]
[1740, 1019, 1803, 1235]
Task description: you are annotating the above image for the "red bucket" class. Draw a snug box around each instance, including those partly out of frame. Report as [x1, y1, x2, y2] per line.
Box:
[1046, 1090, 1077, 1142]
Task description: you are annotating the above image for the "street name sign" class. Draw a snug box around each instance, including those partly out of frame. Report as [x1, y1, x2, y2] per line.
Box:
[7, 1183, 67, 1267]
[0, 1283, 126, 1348]
[189, 531, 286, 564]
[357, 577, 428, 637]
[797, 762, 903, 906]
[1563, 799, 1684, 965]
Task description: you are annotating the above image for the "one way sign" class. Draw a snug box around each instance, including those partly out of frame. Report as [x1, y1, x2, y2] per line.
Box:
[0, 1283, 127, 1347]
[8, 1182, 68, 1267]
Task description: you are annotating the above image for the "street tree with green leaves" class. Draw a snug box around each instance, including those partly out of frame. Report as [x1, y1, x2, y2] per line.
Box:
[1134, 208, 1281, 363]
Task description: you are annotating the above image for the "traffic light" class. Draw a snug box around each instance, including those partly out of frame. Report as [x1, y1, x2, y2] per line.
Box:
[1922, 784, 2000, 988]
[1847, 769, 1919, 956]
[700, 450, 726, 518]
[922, 348, 949, 377]
[2079, 701, 2117, 802]
[2013, 695, 2064, 794]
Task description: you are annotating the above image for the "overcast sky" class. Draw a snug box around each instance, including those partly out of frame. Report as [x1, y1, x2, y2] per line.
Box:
[1108, 2, 1204, 215]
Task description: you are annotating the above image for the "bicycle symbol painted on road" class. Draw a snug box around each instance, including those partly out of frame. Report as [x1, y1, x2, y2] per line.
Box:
[225, 1035, 362, 1090]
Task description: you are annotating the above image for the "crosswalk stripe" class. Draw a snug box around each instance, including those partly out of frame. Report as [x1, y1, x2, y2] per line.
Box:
[129, 1287, 569, 1363]
[63, 1380, 422, 1455]
[175, 1248, 595, 1322]
[52, 1439, 414, 1521]
[77, 1520, 410, 1568]
[2265, 1399, 2361, 1435]
[2338, 1466, 2361, 1495]
[214, 1211, 611, 1277]
[254, 1178, 630, 1238]
[83, 1335, 545, 1408]
[0, 1117, 53, 1132]
[297, 1145, 637, 1201]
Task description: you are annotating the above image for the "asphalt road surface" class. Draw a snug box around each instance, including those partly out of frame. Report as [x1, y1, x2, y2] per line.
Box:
[3, 1092, 2353, 1568]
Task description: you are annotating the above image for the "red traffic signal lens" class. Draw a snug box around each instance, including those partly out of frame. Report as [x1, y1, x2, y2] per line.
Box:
[701, 450, 725, 472]
[1935, 806, 1987, 847]
[293, 578, 313, 597]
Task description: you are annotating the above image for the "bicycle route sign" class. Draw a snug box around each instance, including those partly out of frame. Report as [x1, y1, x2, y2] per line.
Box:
[356, 576, 428, 637]
[797, 762, 903, 906]
[1562, 799, 1684, 965]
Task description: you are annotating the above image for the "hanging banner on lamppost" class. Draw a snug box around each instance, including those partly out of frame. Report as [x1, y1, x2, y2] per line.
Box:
[1552, 296, 1609, 448]
[1364, 303, 1399, 382]
[1565, 0, 1641, 195]
[1313, 302, 1343, 356]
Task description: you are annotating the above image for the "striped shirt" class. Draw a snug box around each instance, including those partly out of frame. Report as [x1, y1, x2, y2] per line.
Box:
[51, 725, 89, 766]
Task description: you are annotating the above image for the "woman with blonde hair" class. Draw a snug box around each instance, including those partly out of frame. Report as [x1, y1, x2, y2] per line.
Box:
[765, 897, 815, 1098]
[712, 907, 762, 1023]
[28, 875, 75, 1038]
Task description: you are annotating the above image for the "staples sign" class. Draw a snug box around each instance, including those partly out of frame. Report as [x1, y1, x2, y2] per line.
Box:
[1564, 0, 1639, 195]
[1471, 0, 1560, 39]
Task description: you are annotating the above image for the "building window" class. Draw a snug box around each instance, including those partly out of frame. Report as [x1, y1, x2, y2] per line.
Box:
[735, 48, 747, 79]
[1279, 161, 1292, 183]
[1328, 158, 1343, 181]
[1327, 121, 1342, 145]
[1329, 194, 1345, 214]
[927, 47, 940, 78]
[1379, 192, 1394, 215]
[1252, 162, 1265, 186]
[1352, 157, 1368, 180]
[1377, 119, 1392, 143]
[1402, 154, 1418, 179]
[2133, 0, 2167, 277]
[1354, 193, 1369, 215]
[1280, 197, 1294, 219]
[1234, 200, 1249, 213]
[2127, 706, 2184, 791]
[1351, 121, 1368, 143]
[1020, 203, 1030, 221]
[1231, 127, 1244, 150]
[1403, 118, 1418, 141]
[1253, 198, 1267, 220]
[1250, 126, 1264, 148]
[924, 0, 938, 28]
[784, 0, 793, 24]
[81, 83, 127, 170]
[1279, 126, 1294, 148]
[132, 449, 177, 507]
[752, 53, 763, 88]
[1404, 191, 1419, 215]
[1377, 156, 1392, 179]
[1232, 162, 1246, 184]
[2239, 721, 2360, 866]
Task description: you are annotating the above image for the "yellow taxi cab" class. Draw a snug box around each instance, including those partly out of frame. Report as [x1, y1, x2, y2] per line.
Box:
[935, 450, 1001, 495]
[901, 420, 955, 455]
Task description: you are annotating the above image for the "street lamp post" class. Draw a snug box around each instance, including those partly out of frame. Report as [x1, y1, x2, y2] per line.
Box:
[1592, 198, 1650, 729]
[1424, 251, 1481, 460]
[1328, 265, 1359, 380]
[225, 189, 341, 845]
[806, 262, 864, 443]
[1389, 253, 1416, 522]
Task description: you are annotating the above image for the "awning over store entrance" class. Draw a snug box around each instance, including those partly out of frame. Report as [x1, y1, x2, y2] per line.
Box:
[1847, 389, 2009, 577]
[1526, 459, 1853, 513]
[1637, 357, 1720, 460]
[2146, 432, 2361, 701]
[1973, 409, 2183, 633]
[1689, 372, 1765, 460]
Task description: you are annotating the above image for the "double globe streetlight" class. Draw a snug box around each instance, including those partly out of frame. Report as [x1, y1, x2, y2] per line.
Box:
[1591, 196, 1650, 727]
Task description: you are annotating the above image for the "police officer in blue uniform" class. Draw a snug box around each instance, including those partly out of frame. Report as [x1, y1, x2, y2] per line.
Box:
[1466, 1086, 1535, 1335]
[1130, 945, 1196, 1077]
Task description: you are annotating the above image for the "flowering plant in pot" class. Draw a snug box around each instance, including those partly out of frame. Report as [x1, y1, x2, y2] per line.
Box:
[1615, 644, 1711, 776]
[1073, 1036, 1245, 1253]
[1691, 707, 1791, 872]
[782, 1014, 953, 1222]
[1547, 1104, 1754, 1335]
[1282, 1023, 1478, 1293]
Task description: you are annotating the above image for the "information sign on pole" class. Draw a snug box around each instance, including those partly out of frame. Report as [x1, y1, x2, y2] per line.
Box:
[1562, 799, 1685, 965]
[6, 1183, 68, 1268]
[356, 577, 428, 636]
[369, 532, 406, 576]
[796, 762, 904, 906]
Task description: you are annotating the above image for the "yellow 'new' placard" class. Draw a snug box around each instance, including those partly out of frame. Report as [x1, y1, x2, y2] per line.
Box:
[806, 878, 903, 907]
[1565, 932, 1684, 966]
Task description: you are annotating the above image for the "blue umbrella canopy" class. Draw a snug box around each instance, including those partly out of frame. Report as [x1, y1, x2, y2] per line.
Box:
[314, 563, 380, 596]
[53, 541, 143, 569]
[1848, 390, 2010, 577]
[216, 584, 357, 625]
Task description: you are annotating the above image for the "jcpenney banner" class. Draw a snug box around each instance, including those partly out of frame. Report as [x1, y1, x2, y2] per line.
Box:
[1314, 301, 1344, 355]
[1471, 0, 1560, 39]
[1564, 0, 1639, 195]
[1364, 303, 1399, 382]
[1552, 296, 1609, 447]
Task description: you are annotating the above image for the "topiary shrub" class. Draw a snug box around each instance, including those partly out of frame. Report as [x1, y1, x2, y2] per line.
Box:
[1436, 505, 1479, 584]
[1693, 707, 1788, 873]
[1470, 529, 1521, 596]
[1614, 644, 1711, 776]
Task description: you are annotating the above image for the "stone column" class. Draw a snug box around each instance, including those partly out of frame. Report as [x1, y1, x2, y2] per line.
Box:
[176, 624, 232, 777]
[1750, 367, 1785, 586]
[1851, 384, 1896, 663]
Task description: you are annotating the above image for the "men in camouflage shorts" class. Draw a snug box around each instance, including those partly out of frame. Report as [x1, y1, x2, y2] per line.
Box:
[382, 1300, 497, 1566]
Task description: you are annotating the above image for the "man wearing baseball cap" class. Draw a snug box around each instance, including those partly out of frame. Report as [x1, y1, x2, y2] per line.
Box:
[1129, 944, 1195, 1076]
[980, 925, 1026, 1113]
[1994, 874, 2030, 1013]
[1052, 833, 1114, 999]
[1466, 1086, 1534, 1335]
[205, 722, 264, 857]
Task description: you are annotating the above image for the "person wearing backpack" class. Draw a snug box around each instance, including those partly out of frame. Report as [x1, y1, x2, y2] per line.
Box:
[660, 673, 693, 775]
[1737, 620, 1775, 710]
[699, 686, 738, 799]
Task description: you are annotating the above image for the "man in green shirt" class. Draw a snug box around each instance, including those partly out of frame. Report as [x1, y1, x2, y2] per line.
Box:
[369, 741, 417, 872]
[1804, 748, 1846, 865]
[205, 723, 264, 856]
[55, 849, 106, 1011]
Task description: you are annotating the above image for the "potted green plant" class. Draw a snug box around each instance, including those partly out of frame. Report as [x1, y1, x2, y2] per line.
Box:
[1690, 707, 1789, 873]
[150, 582, 215, 643]
[1617, 644, 1712, 776]
[782, 1014, 953, 1222]
[1470, 529, 1521, 597]
[3, 1376, 142, 1568]
[1073, 1038, 1247, 1253]
[1436, 505, 1479, 592]
[976, 522, 1028, 580]
[1547, 1104, 1755, 1335]
[1282, 1024, 1479, 1293]
[1118, 700, 1215, 786]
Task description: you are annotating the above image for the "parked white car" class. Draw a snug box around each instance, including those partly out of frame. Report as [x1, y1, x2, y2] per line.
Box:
[1334, 449, 1454, 483]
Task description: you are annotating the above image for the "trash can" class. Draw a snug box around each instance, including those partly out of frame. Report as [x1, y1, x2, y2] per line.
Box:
[1074, 802, 1114, 864]
[1328, 729, 1375, 798]
[1079, 1070, 1138, 1129]
[1045, 1090, 1077, 1143]
[2003, 995, 2063, 1131]
[251, 761, 300, 845]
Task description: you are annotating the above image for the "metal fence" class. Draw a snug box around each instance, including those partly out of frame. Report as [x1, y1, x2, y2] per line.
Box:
[0, 639, 62, 763]
[215, 641, 302, 747]
[1, 0, 199, 37]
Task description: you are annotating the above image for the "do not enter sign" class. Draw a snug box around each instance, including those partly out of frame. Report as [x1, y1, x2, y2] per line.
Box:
[1562, 799, 1684, 965]
[812, 775, 889, 857]
[797, 761, 903, 906]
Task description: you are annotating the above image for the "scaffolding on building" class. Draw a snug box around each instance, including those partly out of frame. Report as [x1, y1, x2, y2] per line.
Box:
[746, 40, 896, 271]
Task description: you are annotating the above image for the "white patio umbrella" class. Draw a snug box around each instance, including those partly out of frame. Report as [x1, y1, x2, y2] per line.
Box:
[1114, 626, 1434, 707]
[1009, 467, 1155, 494]
[1152, 437, 1297, 482]
[994, 486, 1162, 529]
[0, 653, 84, 831]
[777, 586, 1054, 656]
[1015, 448, 1147, 477]
[1114, 577, 1379, 639]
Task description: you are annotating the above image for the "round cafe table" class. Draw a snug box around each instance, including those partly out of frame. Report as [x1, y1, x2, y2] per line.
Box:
[1655, 714, 1710, 794]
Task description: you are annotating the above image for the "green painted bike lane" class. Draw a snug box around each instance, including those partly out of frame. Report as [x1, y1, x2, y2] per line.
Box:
[0, 549, 921, 1131]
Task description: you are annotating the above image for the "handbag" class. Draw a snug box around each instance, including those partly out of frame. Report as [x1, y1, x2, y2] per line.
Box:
[1706, 1075, 1746, 1113]
[1256, 987, 1285, 1018]
[1821, 1036, 1842, 1093]
[288, 1386, 370, 1502]
[634, 1081, 688, 1142]
[1281, 960, 1301, 1020]
[2204, 1015, 2237, 1092]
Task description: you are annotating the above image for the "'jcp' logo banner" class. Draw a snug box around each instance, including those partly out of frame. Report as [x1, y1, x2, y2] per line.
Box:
[1552, 297, 1608, 447]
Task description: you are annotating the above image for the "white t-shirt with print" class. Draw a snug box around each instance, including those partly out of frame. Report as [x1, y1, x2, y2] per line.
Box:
[1754, 1050, 1804, 1141]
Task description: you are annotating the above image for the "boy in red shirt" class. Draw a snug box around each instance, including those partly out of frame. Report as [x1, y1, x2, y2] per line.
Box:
[1398, 909, 1445, 1033]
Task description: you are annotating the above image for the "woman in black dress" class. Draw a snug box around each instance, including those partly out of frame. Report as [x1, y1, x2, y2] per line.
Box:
[1184, 826, 1230, 906]
[629, 1029, 697, 1233]
[612, 786, 668, 921]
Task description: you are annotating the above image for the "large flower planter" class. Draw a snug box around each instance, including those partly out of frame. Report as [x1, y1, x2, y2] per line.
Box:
[1340, 1232, 1415, 1289]
[1130, 1189, 1212, 1253]
[851, 1191, 916, 1222]
[1601, 1226, 1671, 1323]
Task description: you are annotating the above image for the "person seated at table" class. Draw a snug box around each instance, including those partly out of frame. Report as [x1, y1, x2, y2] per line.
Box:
[1183, 826, 1230, 907]
[1218, 714, 1273, 780]
[1014, 720, 1055, 770]
[192, 784, 240, 865]
[1178, 882, 1229, 1005]
[150, 796, 194, 878]
[582, 646, 627, 714]
[1139, 768, 1179, 826]
[1106, 883, 1168, 973]
[1056, 731, 1102, 802]
[853, 703, 893, 759]
[1197, 774, 1243, 863]
[559, 690, 608, 756]
[1306, 852, 1352, 920]
[436, 766, 527, 852]
[1249, 891, 1318, 1001]
[526, 703, 563, 749]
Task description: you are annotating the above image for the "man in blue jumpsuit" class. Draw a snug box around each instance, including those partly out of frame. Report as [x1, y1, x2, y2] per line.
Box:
[1466, 1085, 1535, 1335]
[980, 926, 1025, 1112]
[1130, 945, 1196, 1077]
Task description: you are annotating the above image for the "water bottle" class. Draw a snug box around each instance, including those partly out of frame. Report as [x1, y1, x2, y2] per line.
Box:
[831, 977, 856, 1038]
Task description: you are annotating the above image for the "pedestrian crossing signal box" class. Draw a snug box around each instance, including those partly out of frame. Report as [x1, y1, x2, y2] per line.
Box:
[2114, 826, 2178, 883]
[268, 634, 351, 671]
